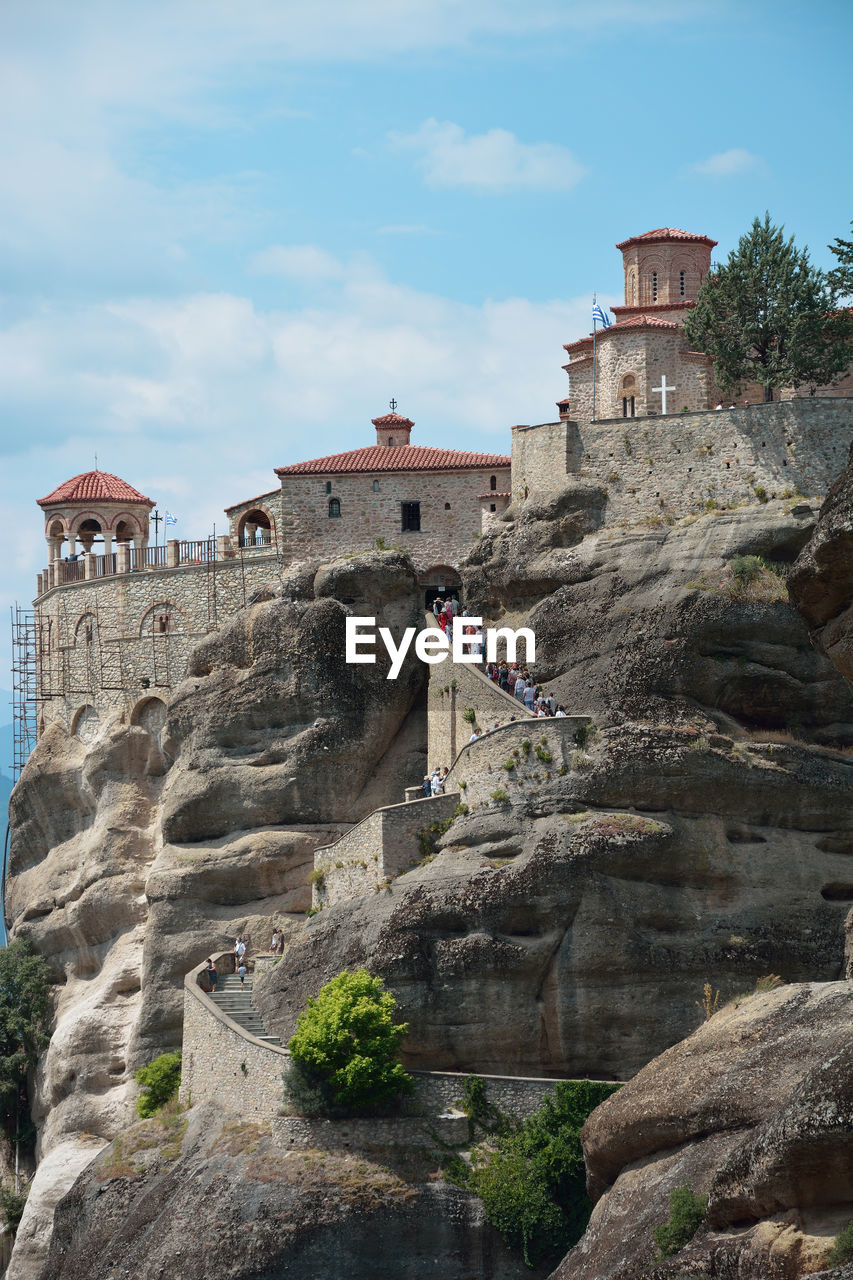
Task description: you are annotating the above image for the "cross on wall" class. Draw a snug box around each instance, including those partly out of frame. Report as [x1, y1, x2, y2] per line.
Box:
[652, 375, 675, 415]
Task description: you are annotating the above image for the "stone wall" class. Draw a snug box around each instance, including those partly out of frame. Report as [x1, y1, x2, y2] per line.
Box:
[34, 551, 282, 730]
[427, 655, 538, 773]
[180, 954, 596, 1131]
[179, 952, 289, 1121]
[512, 398, 853, 523]
[312, 792, 461, 908]
[446, 717, 592, 807]
[278, 465, 510, 575]
[564, 328, 722, 421]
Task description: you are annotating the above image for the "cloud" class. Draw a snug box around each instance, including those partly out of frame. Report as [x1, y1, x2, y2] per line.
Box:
[690, 148, 767, 178]
[390, 119, 586, 192]
[248, 245, 346, 281]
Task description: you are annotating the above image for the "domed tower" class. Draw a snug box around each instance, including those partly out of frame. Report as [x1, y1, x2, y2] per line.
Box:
[614, 227, 717, 322]
[37, 470, 154, 563]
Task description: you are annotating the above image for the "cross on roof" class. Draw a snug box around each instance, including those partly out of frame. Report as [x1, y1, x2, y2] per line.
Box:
[389, 397, 397, 411]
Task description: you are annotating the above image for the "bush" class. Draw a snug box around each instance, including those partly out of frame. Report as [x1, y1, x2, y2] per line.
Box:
[729, 554, 763, 585]
[464, 1080, 621, 1267]
[0, 1184, 28, 1232]
[308, 868, 325, 887]
[753, 485, 768, 503]
[490, 788, 510, 803]
[829, 1216, 853, 1265]
[0, 940, 52, 1158]
[135, 1051, 182, 1119]
[286, 969, 413, 1114]
[653, 1184, 707, 1259]
[462, 707, 477, 724]
[535, 745, 553, 763]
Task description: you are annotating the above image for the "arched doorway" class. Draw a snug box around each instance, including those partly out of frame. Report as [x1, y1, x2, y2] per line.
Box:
[237, 508, 274, 547]
[418, 565, 462, 612]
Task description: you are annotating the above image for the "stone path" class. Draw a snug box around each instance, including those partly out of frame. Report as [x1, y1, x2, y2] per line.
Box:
[209, 973, 281, 1047]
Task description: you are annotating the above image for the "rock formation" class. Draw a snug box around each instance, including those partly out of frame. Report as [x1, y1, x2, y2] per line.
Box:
[36, 1103, 533, 1280]
[555, 982, 853, 1280]
[789, 440, 853, 680]
[4, 552, 426, 1279]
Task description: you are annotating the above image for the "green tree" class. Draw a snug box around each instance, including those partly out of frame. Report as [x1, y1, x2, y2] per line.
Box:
[0, 940, 52, 1185]
[683, 213, 853, 401]
[462, 1079, 621, 1267]
[135, 1051, 182, 1119]
[286, 968, 413, 1113]
[827, 222, 853, 299]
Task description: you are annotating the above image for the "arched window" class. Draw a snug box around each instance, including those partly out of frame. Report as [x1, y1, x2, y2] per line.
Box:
[490, 475, 497, 490]
[328, 498, 341, 518]
[387, 437, 395, 446]
[373, 480, 380, 492]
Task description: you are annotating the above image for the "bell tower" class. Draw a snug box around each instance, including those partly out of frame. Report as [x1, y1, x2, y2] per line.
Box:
[372, 409, 414, 447]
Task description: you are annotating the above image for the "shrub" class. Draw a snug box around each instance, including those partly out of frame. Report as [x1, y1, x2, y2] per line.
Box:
[464, 1080, 621, 1267]
[696, 983, 720, 1021]
[135, 1051, 182, 1119]
[754, 974, 784, 993]
[829, 1217, 853, 1265]
[653, 1184, 707, 1259]
[308, 868, 325, 887]
[0, 1184, 28, 1233]
[729, 554, 763, 585]
[574, 723, 596, 750]
[521, 739, 532, 755]
[490, 788, 510, 804]
[453, 803, 469, 818]
[0, 939, 52, 1160]
[535, 745, 553, 763]
[503, 759, 516, 772]
[286, 969, 413, 1114]
[753, 485, 768, 503]
[462, 707, 477, 725]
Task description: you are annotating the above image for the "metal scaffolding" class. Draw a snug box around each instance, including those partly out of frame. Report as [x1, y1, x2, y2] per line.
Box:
[10, 605, 39, 780]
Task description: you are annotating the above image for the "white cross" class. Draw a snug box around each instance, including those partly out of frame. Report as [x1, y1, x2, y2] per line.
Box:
[652, 375, 675, 414]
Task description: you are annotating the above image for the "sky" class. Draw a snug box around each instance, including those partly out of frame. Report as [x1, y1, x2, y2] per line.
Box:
[1, 0, 852, 676]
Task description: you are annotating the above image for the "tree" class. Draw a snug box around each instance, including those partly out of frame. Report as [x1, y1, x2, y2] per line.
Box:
[653, 1183, 707, 1259]
[827, 221, 853, 300]
[135, 1051, 182, 1118]
[683, 213, 853, 401]
[286, 968, 413, 1113]
[0, 940, 52, 1188]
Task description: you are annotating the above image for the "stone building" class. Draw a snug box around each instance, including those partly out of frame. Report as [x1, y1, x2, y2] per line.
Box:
[226, 410, 511, 606]
[560, 228, 726, 422]
[559, 226, 853, 423]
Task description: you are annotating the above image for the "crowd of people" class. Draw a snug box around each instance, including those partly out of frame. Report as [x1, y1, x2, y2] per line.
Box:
[484, 661, 567, 717]
[423, 766, 450, 796]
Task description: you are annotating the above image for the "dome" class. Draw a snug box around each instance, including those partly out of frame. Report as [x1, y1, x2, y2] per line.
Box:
[37, 471, 153, 507]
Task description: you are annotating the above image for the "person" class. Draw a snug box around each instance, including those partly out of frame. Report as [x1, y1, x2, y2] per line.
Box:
[432, 597, 443, 619]
[523, 683, 536, 711]
[422, 774, 432, 798]
[235, 937, 246, 963]
[499, 663, 509, 691]
[546, 693, 556, 716]
[430, 770, 442, 795]
[468, 727, 481, 744]
[514, 675, 526, 702]
[205, 957, 218, 994]
[555, 705, 567, 718]
[449, 595, 460, 616]
[237, 955, 248, 988]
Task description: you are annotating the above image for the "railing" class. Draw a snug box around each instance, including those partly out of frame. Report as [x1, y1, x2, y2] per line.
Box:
[129, 544, 168, 570]
[58, 560, 85, 584]
[238, 533, 273, 548]
[93, 553, 117, 577]
[179, 539, 215, 564]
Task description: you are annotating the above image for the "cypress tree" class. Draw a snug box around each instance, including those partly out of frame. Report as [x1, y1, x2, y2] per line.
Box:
[683, 213, 853, 401]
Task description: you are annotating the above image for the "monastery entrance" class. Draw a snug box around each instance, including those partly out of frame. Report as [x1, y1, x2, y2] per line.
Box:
[418, 566, 462, 611]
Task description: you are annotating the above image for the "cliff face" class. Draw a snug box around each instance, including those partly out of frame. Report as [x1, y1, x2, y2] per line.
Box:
[256, 500, 853, 1078]
[555, 982, 853, 1280]
[5, 552, 426, 1280]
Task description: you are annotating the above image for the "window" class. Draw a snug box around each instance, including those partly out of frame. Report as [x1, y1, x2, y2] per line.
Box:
[490, 503, 496, 512]
[490, 475, 497, 490]
[401, 502, 420, 532]
[652, 271, 658, 302]
[373, 480, 380, 492]
[328, 498, 341, 518]
[679, 270, 686, 297]
[388, 437, 394, 446]
[325, 481, 332, 494]
[444, 502, 450, 510]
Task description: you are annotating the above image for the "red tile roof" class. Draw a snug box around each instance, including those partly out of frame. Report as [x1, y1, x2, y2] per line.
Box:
[616, 228, 717, 251]
[224, 488, 279, 514]
[371, 412, 415, 429]
[276, 445, 510, 476]
[38, 471, 153, 507]
[563, 314, 681, 353]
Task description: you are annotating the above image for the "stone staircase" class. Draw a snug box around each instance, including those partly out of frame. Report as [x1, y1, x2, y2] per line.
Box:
[208, 972, 281, 1047]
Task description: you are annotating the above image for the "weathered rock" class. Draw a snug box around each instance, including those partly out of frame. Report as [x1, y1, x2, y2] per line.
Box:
[255, 726, 852, 1080]
[554, 982, 853, 1280]
[789, 440, 853, 680]
[36, 1102, 534, 1280]
[5, 552, 427, 1280]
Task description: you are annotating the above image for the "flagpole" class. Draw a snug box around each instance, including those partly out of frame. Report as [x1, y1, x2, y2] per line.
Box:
[592, 294, 597, 423]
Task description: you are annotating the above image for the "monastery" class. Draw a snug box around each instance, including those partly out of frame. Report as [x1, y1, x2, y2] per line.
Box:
[19, 226, 853, 746]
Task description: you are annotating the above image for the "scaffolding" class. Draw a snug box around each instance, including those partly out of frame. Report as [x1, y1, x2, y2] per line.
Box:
[10, 606, 39, 781]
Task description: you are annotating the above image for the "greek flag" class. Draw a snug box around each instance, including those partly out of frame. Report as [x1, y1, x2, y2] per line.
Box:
[592, 303, 612, 329]
[165, 511, 177, 526]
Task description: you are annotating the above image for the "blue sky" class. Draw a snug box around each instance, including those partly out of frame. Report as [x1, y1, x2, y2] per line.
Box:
[1, 0, 852, 662]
